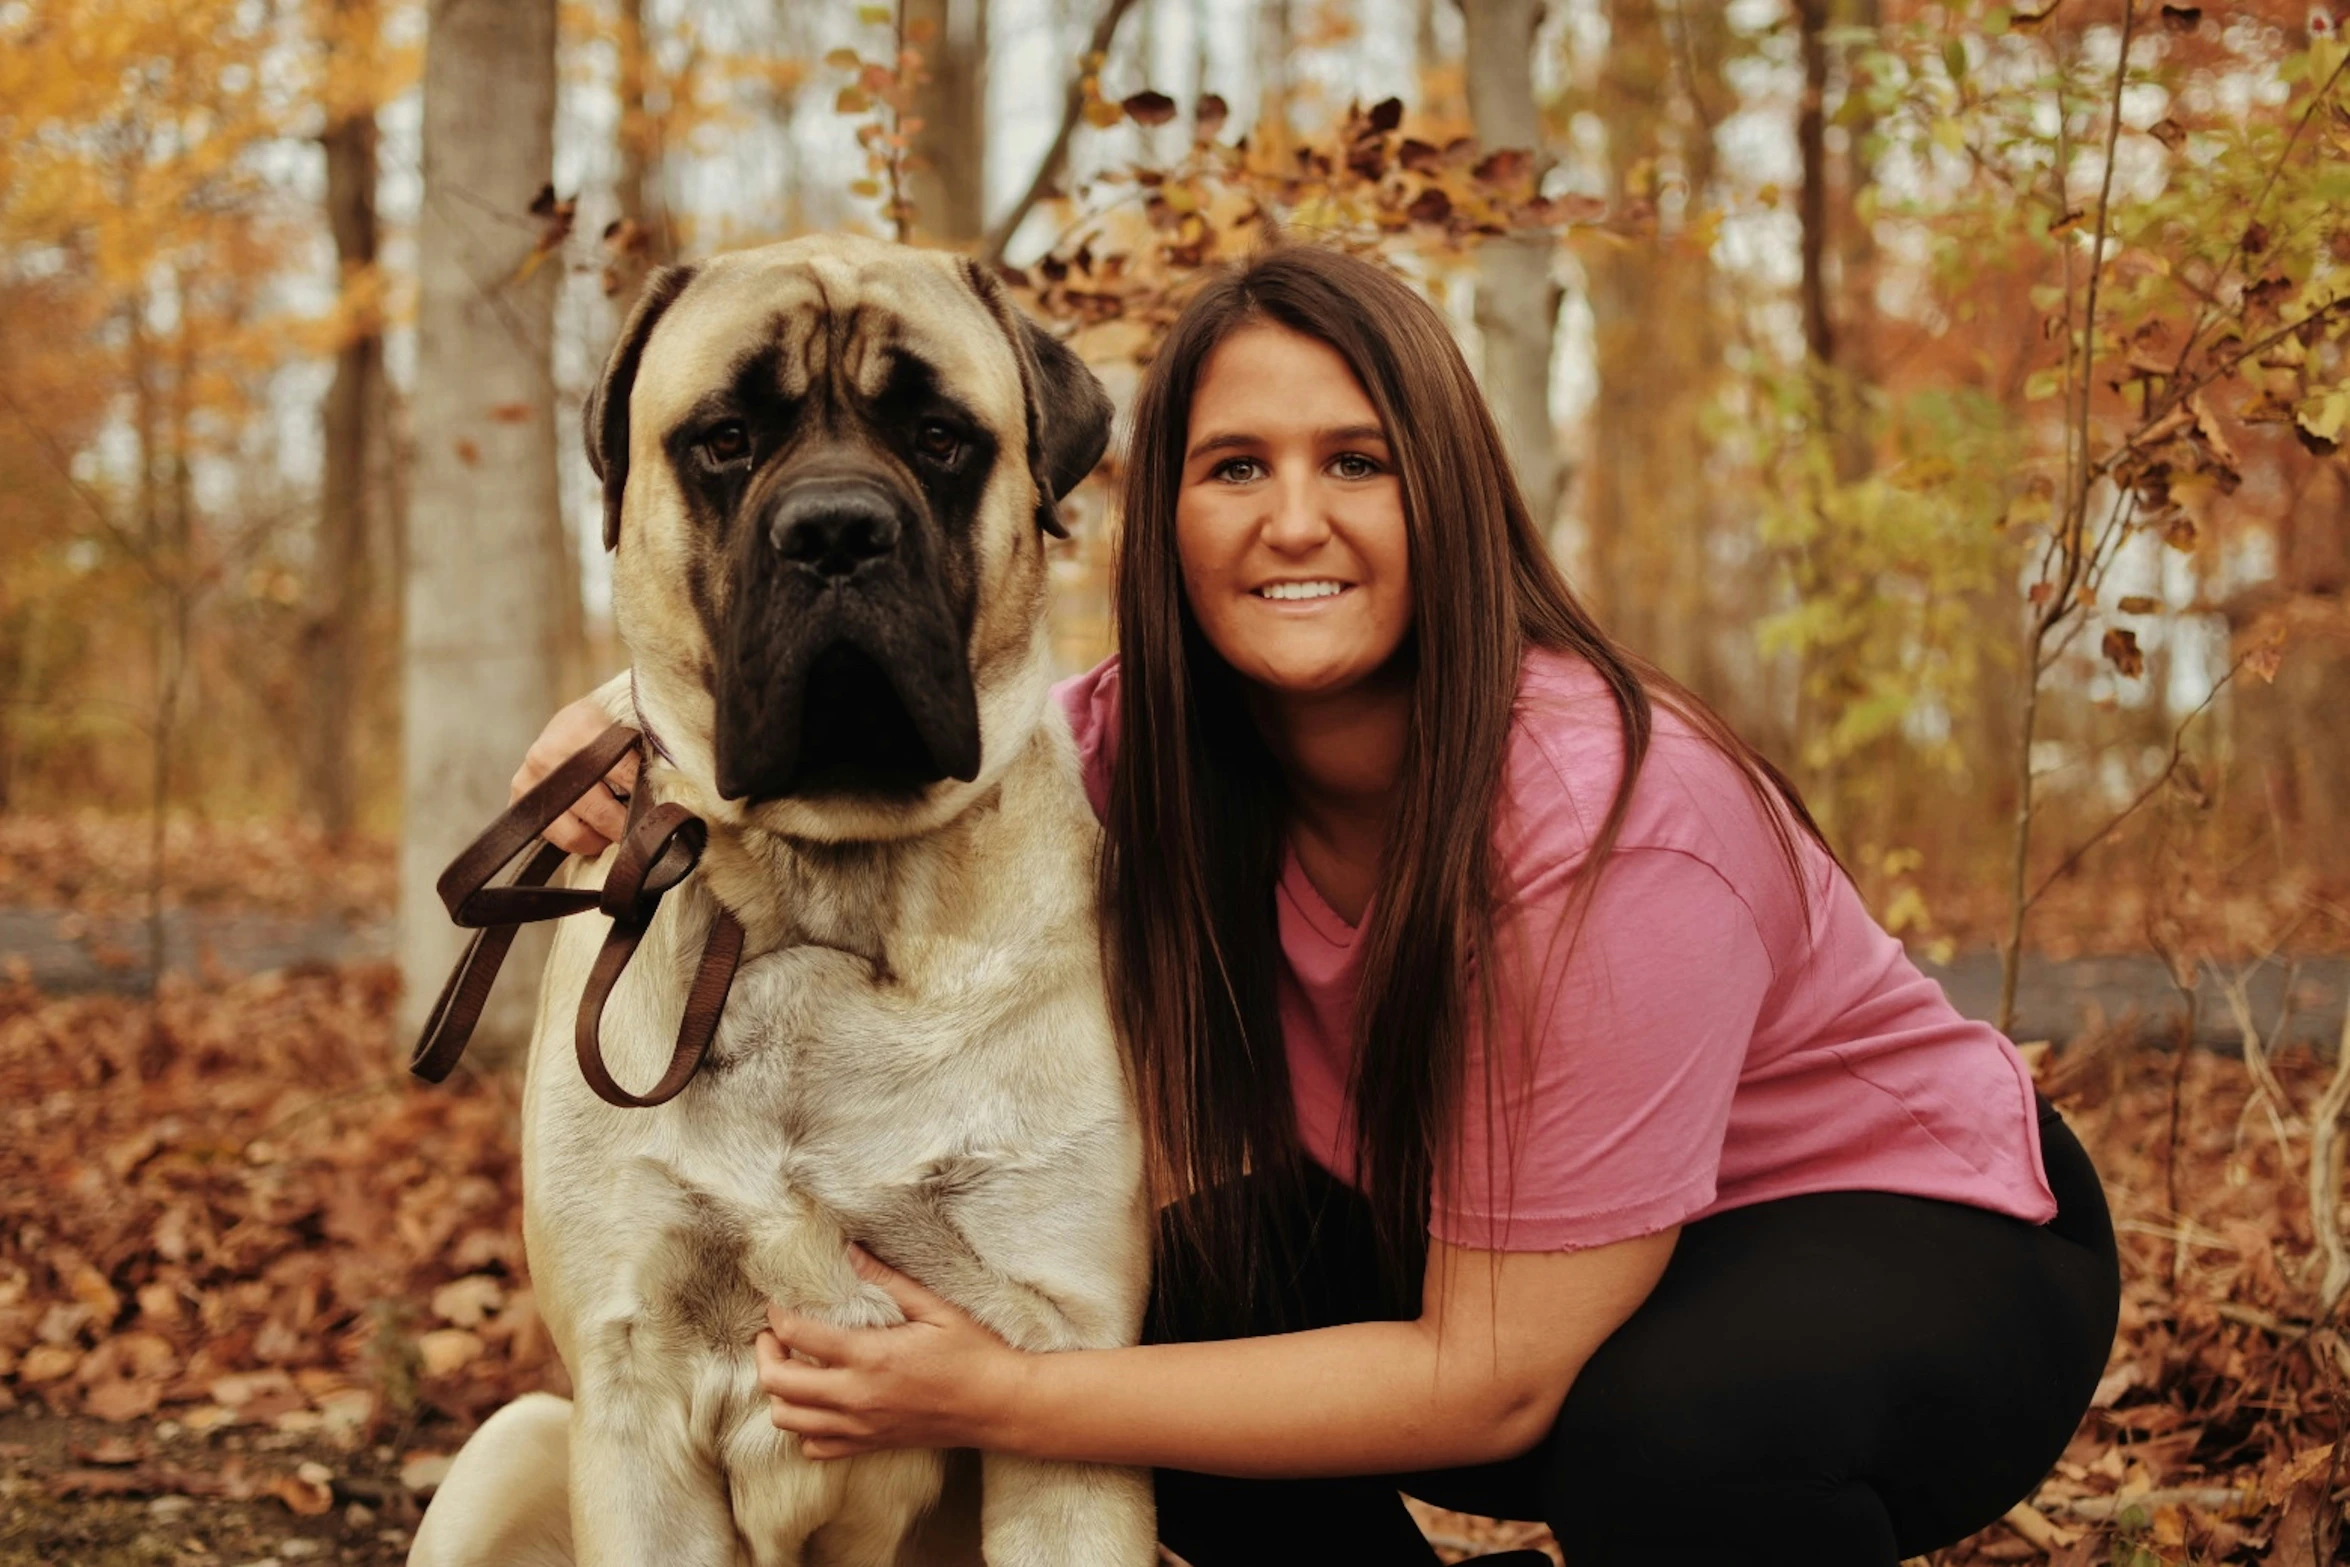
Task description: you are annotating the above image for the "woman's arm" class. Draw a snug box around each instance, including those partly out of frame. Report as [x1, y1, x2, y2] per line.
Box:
[756, 1226, 1674, 1478]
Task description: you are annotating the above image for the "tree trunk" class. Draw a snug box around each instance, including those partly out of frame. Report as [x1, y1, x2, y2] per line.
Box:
[398, 0, 569, 1058]
[607, 0, 673, 309]
[303, 61, 381, 845]
[1259, 0, 1293, 155]
[1797, 0, 1877, 484]
[1797, 0, 1834, 373]
[2228, 464, 2350, 881]
[1580, 0, 1728, 701]
[1460, 0, 1562, 537]
[1193, 0, 1212, 130]
[905, 0, 988, 243]
[127, 299, 175, 998]
[1833, 0, 1880, 461]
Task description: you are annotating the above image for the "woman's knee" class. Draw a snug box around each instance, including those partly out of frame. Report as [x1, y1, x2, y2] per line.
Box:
[1548, 1470, 1900, 1567]
[1542, 1364, 1897, 1565]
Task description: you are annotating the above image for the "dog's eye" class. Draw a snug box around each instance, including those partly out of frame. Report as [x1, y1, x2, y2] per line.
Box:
[700, 422, 750, 464]
[913, 421, 963, 467]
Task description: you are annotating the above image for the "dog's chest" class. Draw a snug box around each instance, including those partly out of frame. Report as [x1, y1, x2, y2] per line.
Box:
[588, 938, 1104, 1351]
[706, 933, 1039, 1123]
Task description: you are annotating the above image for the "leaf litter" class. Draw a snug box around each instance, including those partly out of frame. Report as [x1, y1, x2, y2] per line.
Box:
[2, 956, 2346, 1563]
[0, 960, 549, 1563]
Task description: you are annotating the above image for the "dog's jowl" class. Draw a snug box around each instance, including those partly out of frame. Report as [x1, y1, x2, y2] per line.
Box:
[408, 237, 1150, 1567]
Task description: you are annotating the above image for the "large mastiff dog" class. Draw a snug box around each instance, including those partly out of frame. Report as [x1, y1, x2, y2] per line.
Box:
[409, 236, 1153, 1567]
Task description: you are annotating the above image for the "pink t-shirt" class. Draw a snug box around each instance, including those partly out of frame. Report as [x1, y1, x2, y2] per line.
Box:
[1056, 648, 2057, 1252]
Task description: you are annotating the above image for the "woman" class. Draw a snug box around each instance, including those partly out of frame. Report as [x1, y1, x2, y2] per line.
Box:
[520, 244, 2118, 1566]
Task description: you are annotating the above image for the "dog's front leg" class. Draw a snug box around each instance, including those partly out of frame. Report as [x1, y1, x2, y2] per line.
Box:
[959, 1263, 1153, 1567]
[978, 1453, 1155, 1567]
[857, 1257, 1153, 1565]
[567, 1344, 742, 1567]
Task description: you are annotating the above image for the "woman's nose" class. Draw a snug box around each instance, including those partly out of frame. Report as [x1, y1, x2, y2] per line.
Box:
[1260, 469, 1332, 551]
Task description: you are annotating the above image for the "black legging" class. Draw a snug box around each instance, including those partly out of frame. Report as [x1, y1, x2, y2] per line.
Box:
[1151, 1098, 2119, 1566]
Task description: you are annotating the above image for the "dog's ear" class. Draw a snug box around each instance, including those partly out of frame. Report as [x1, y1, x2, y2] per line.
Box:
[584, 264, 698, 551]
[961, 260, 1112, 539]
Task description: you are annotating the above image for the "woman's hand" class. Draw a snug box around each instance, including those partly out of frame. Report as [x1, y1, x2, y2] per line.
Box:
[511, 692, 639, 856]
[755, 1248, 1029, 1460]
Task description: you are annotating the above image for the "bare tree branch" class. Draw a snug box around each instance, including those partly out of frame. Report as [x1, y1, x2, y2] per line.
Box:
[1998, 3, 2140, 1036]
[2024, 647, 2250, 913]
[980, 0, 1143, 266]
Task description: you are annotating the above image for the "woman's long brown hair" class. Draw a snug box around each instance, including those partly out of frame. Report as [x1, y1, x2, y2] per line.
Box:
[1103, 245, 1831, 1330]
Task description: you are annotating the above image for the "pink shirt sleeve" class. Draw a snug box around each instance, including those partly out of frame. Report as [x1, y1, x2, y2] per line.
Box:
[1432, 845, 1773, 1252]
[1051, 658, 1119, 823]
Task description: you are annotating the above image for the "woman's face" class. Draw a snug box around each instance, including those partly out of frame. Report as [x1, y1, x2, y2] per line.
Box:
[1175, 322, 1413, 701]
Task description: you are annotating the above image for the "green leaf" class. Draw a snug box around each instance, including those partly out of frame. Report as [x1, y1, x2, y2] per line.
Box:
[2024, 367, 2064, 402]
[1942, 38, 1969, 81]
[856, 4, 894, 24]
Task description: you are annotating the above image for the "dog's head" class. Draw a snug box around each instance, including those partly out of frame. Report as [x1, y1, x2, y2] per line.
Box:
[585, 236, 1111, 841]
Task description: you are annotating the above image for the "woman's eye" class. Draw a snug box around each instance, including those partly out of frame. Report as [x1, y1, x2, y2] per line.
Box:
[1212, 457, 1265, 483]
[915, 421, 963, 465]
[701, 422, 749, 463]
[1331, 453, 1381, 479]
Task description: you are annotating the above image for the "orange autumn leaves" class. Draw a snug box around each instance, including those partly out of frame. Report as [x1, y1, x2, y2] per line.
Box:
[0, 963, 554, 1445]
[0, 942, 2345, 1560]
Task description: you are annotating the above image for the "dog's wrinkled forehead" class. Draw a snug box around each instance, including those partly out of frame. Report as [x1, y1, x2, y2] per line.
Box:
[636, 240, 1022, 443]
[588, 235, 1112, 554]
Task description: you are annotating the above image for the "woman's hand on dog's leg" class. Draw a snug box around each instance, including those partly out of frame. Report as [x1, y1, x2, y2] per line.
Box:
[512, 692, 639, 856]
[756, 1247, 1027, 1460]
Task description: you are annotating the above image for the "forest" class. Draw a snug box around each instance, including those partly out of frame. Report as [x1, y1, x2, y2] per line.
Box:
[1, 0, 2348, 1561]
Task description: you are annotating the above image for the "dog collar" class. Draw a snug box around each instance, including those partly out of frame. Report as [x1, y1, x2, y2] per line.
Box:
[629, 670, 682, 768]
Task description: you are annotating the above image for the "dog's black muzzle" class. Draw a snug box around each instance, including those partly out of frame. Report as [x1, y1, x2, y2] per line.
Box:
[712, 463, 981, 804]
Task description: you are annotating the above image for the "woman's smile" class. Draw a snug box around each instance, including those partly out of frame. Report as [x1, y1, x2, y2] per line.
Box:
[1253, 579, 1352, 603]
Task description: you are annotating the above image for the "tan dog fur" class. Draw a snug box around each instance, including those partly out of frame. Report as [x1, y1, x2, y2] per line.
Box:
[408, 236, 1152, 1567]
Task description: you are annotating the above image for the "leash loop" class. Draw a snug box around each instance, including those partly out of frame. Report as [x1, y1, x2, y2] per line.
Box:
[598, 791, 707, 926]
[409, 722, 745, 1109]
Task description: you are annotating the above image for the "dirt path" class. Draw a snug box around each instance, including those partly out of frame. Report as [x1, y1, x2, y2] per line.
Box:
[0, 1408, 423, 1567]
[3, 908, 2341, 1050]
[1921, 946, 2348, 1049]
[0, 912, 388, 996]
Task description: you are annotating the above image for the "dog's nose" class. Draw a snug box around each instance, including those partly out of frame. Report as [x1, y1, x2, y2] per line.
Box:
[770, 480, 902, 576]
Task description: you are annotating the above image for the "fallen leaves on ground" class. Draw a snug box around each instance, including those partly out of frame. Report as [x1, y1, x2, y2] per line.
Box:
[0, 815, 393, 922]
[0, 962, 553, 1508]
[1, 956, 2347, 1562]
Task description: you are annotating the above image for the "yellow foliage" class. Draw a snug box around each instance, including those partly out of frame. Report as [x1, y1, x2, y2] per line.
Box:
[0, 0, 383, 810]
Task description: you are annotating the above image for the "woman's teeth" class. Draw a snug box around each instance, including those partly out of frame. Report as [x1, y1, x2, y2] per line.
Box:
[1256, 581, 1346, 601]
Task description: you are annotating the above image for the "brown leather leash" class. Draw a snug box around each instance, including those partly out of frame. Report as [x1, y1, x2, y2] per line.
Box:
[410, 722, 746, 1108]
